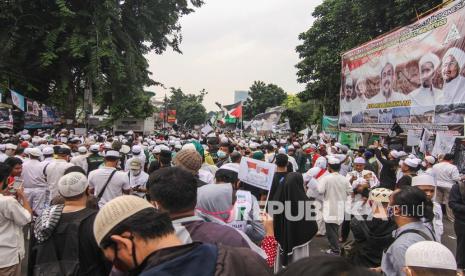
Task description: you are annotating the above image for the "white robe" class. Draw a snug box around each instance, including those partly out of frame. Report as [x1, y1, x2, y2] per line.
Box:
[410, 86, 442, 107]
[441, 75, 465, 104]
[317, 172, 352, 225]
[369, 90, 406, 105]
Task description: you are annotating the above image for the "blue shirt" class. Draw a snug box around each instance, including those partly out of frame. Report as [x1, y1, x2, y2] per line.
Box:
[381, 221, 434, 276]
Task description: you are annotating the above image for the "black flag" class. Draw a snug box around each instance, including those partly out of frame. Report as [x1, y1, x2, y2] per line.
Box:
[389, 121, 404, 137]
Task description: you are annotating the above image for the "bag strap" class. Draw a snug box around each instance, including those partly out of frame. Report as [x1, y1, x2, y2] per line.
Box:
[97, 170, 117, 200]
[397, 229, 433, 241]
[43, 163, 50, 177]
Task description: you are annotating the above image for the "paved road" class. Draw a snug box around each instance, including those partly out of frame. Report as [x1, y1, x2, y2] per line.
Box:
[309, 219, 457, 258]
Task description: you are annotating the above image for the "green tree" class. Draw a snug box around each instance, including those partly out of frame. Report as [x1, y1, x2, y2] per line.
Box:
[167, 87, 207, 127]
[243, 81, 287, 120]
[0, 0, 203, 121]
[295, 0, 443, 116]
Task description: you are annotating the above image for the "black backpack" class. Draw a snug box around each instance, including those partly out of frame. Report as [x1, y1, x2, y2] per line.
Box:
[31, 208, 96, 276]
[86, 154, 104, 174]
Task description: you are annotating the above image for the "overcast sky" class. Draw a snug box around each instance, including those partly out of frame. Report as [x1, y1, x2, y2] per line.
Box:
[146, 0, 322, 112]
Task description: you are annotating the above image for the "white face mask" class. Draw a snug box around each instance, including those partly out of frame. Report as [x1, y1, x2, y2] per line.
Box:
[131, 169, 141, 176]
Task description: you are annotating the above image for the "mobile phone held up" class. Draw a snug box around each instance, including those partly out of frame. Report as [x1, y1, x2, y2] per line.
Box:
[9, 178, 23, 194]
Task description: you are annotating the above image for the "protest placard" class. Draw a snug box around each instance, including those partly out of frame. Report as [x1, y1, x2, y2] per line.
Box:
[238, 157, 276, 191]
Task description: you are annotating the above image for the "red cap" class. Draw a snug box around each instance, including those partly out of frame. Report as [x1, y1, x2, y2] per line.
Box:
[20, 141, 29, 148]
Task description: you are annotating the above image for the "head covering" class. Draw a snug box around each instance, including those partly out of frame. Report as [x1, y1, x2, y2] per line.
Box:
[28, 148, 43, 157]
[278, 147, 286, 154]
[369, 188, 393, 203]
[132, 145, 142, 154]
[196, 184, 233, 222]
[252, 151, 264, 160]
[424, 156, 436, 165]
[58, 172, 88, 198]
[42, 147, 54, 155]
[405, 241, 456, 270]
[271, 173, 318, 266]
[404, 157, 420, 168]
[90, 144, 100, 152]
[181, 143, 196, 151]
[129, 159, 142, 170]
[174, 149, 202, 174]
[390, 150, 400, 159]
[442, 47, 465, 69]
[353, 157, 366, 164]
[327, 156, 340, 165]
[104, 150, 120, 158]
[219, 163, 239, 174]
[5, 143, 17, 150]
[78, 146, 87, 154]
[419, 52, 440, 70]
[313, 156, 327, 169]
[93, 195, 154, 245]
[412, 174, 436, 187]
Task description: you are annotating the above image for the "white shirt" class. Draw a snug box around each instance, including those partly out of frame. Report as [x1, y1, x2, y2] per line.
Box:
[288, 155, 298, 172]
[409, 86, 442, 107]
[70, 154, 88, 174]
[441, 75, 465, 104]
[89, 167, 130, 208]
[0, 152, 8, 162]
[22, 159, 47, 189]
[317, 172, 352, 224]
[129, 170, 149, 198]
[432, 162, 461, 188]
[198, 169, 214, 184]
[45, 159, 74, 199]
[0, 195, 31, 268]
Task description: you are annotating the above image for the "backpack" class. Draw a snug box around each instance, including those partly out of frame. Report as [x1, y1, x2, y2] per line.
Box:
[86, 154, 104, 174]
[32, 208, 96, 276]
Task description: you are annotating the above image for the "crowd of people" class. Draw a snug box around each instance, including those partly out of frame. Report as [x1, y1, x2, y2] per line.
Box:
[0, 128, 463, 276]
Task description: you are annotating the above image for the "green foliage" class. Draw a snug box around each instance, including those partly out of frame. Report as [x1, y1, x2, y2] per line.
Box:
[0, 0, 203, 120]
[167, 87, 207, 127]
[296, 0, 443, 116]
[243, 81, 287, 120]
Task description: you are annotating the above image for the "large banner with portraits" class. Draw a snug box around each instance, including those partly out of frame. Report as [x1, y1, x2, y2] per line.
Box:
[339, 0, 465, 136]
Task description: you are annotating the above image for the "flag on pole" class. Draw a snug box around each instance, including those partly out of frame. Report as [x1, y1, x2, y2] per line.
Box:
[222, 101, 243, 124]
[389, 121, 404, 137]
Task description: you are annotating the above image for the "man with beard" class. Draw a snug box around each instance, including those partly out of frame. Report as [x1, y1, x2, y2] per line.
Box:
[410, 52, 442, 107]
[370, 61, 406, 104]
[441, 47, 465, 104]
[342, 75, 354, 112]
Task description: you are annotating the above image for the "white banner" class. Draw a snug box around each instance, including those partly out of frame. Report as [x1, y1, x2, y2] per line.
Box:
[432, 131, 456, 157]
[407, 129, 421, 146]
[238, 157, 276, 191]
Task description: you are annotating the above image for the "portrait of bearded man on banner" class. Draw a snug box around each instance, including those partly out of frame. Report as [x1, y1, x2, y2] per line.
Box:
[440, 46, 465, 104]
[410, 52, 443, 107]
[369, 58, 407, 104]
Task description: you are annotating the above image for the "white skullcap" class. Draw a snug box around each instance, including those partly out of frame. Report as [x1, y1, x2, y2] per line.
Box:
[334, 142, 343, 148]
[404, 157, 420, 168]
[0, 144, 4, 151]
[334, 154, 347, 162]
[390, 150, 400, 159]
[249, 143, 258, 149]
[293, 142, 299, 147]
[369, 188, 393, 203]
[287, 145, 295, 150]
[220, 137, 229, 144]
[262, 141, 269, 146]
[354, 157, 366, 164]
[425, 156, 436, 165]
[327, 156, 341, 165]
[219, 163, 240, 174]
[152, 145, 161, 154]
[405, 241, 456, 270]
[174, 144, 182, 149]
[58, 172, 88, 198]
[5, 143, 17, 150]
[278, 147, 286, 154]
[28, 148, 43, 157]
[182, 143, 196, 151]
[279, 139, 287, 144]
[398, 151, 408, 157]
[419, 52, 440, 70]
[42, 147, 54, 155]
[345, 74, 353, 85]
[90, 144, 100, 152]
[104, 150, 120, 158]
[412, 174, 436, 187]
[78, 146, 87, 153]
[443, 46, 465, 69]
[159, 145, 170, 152]
[132, 145, 142, 154]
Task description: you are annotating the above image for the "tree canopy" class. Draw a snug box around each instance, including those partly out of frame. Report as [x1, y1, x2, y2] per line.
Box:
[0, 0, 203, 121]
[167, 87, 207, 127]
[243, 81, 287, 120]
[295, 0, 443, 116]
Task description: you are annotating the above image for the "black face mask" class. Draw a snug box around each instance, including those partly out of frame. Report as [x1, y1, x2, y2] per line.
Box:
[111, 236, 139, 273]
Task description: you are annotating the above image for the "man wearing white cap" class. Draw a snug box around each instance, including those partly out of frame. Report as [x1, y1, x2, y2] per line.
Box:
[22, 148, 48, 216]
[404, 241, 456, 276]
[369, 60, 406, 104]
[317, 156, 353, 255]
[441, 46, 465, 104]
[86, 145, 104, 174]
[45, 147, 74, 202]
[30, 172, 110, 275]
[124, 145, 146, 172]
[41, 147, 54, 165]
[5, 143, 17, 158]
[410, 52, 443, 107]
[411, 175, 443, 242]
[88, 150, 130, 208]
[396, 157, 420, 189]
[341, 74, 354, 112]
[70, 146, 89, 174]
[127, 159, 148, 198]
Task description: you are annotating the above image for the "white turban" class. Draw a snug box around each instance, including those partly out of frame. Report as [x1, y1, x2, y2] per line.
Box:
[442, 47, 465, 69]
[419, 52, 440, 70]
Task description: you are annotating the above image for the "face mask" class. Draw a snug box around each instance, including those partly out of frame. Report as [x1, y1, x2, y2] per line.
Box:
[217, 150, 227, 159]
[131, 169, 141, 176]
